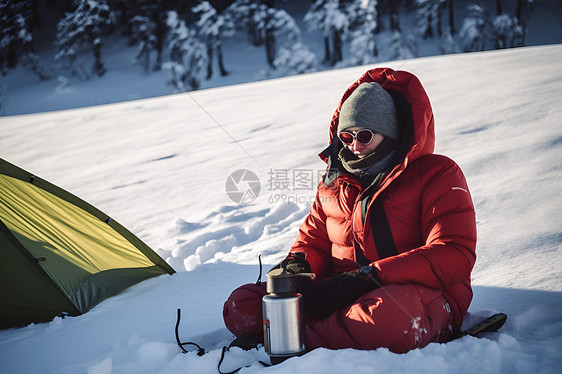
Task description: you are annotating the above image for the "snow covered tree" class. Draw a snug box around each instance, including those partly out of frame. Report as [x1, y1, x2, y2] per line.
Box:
[417, 0, 456, 39]
[0, 0, 33, 74]
[384, 0, 402, 32]
[440, 26, 458, 54]
[459, 3, 487, 52]
[269, 42, 317, 76]
[192, 1, 235, 79]
[345, 0, 379, 65]
[127, 0, 169, 71]
[447, 0, 455, 35]
[417, 0, 445, 38]
[227, 0, 264, 46]
[304, 0, 348, 66]
[229, 1, 301, 68]
[130, 14, 157, 72]
[54, 0, 113, 78]
[389, 30, 418, 60]
[304, 0, 331, 64]
[515, 0, 535, 45]
[261, 7, 301, 67]
[458, 1, 532, 53]
[489, 0, 529, 49]
[163, 10, 208, 91]
[492, 13, 523, 49]
[21, 52, 52, 81]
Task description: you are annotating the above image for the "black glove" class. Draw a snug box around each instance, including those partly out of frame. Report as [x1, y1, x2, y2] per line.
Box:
[302, 266, 381, 320]
[280, 252, 311, 274]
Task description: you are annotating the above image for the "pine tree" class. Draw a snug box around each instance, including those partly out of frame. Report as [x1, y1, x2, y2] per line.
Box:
[439, 27, 458, 54]
[227, 0, 263, 46]
[346, 0, 379, 66]
[448, 0, 456, 35]
[128, 0, 169, 71]
[416, 0, 445, 38]
[229, 0, 301, 68]
[131, 14, 157, 72]
[492, 13, 523, 49]
[491, 0, 526, 49]
[192, 1, 235, 79]
[163, 10, 207, 91]
[304, 0, 332, 64]
[390, 30, 418, 60]
[0, 0, 33, 74]
[304, 0, 348, 66]
[262, 7, 301, 67]
[54, 0, 113, 78]
[459, 4, 487, 52]
[416, 0, 457, 38]
[268, 42, 317, 77]
[515, 0, 535, 46]
[21, 52, 52, 81]
[385, 0, 401, 32]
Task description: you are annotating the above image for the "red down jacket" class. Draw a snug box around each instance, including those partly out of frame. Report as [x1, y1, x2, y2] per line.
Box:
[289, 68, 477, 329]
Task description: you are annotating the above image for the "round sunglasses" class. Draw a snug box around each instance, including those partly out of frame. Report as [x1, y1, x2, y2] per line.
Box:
[338, 129, 374, 145]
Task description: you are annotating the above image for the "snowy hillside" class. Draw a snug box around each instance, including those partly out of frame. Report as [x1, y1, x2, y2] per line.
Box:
[1, 0, 562, 117]
[1, 45, 561, 373]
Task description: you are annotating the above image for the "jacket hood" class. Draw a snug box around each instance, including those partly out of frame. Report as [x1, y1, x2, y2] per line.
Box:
[320, 68, 435, 190]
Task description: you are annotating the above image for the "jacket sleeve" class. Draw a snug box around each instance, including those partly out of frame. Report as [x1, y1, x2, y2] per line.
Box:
[372, 157, 477, 290]
[289, 186, 333, 279]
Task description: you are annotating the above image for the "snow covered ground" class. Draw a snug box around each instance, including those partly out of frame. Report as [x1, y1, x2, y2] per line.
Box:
[1, 44, 561, 373]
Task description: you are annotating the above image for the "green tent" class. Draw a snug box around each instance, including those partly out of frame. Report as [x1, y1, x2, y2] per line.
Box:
[0, 158, 175, 328]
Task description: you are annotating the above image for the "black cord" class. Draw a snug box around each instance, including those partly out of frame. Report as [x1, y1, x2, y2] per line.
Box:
[218, 345, 242, 374]
[218, 338, 271, 374]
[256, 254, 263, 285]
[175, 309, 205, 356]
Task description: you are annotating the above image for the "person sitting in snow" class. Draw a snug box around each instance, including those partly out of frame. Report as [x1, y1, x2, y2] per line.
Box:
[222, 68, 477, 353]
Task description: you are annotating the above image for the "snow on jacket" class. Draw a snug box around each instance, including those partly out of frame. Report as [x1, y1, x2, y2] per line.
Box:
[289, 68, 477, 329]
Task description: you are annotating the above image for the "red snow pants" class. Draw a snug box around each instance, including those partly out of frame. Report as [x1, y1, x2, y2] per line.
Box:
[223, 282, 452, 353]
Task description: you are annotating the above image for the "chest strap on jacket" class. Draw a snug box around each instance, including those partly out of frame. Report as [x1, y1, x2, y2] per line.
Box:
[355, 196, 398, 266]
[371, 196, 398, 260]
[370, 196, 398, 260]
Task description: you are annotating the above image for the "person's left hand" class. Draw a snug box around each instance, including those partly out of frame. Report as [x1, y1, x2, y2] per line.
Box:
[302, 269, 381, 320]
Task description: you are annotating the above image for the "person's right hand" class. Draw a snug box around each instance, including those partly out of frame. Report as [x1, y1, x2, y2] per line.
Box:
[281, 252, 311, 274]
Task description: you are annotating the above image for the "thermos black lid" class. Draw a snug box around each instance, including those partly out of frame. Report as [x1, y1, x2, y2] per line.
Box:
[266, 268, 315, 294]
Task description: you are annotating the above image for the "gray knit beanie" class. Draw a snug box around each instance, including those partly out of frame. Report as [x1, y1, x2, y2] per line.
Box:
[337, 82, 399, 142]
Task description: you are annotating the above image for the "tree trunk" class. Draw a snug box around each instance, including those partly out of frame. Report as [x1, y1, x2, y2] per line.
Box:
[6, 44, 18, 69]
[331, 29, 343, 66]
[387, 0, 400, 32]
[91, 38, 106, 77]
[375, 2, 383, 33]
[437, 6, 443, 36]
[265, 28, 276, 67]
[496, 0, 503, 15]
[31, 0, 41, 29]
[153, 14, 166, 71]
[206, 44, 213, 79]
[515, 0, 526, 46]
[250, 23, 263, 46]
[322, 35, 331, 64]
[516, 0, 523, 22]
[423, 12, 433, 39]
[247, 7, 262, 46]
[0, 55, 6, 76]
[448, 0, 455, 35]
[217, 44, 228, 76]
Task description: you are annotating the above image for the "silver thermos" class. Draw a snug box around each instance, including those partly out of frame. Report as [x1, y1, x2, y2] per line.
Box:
[262, 268, 315, 364]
